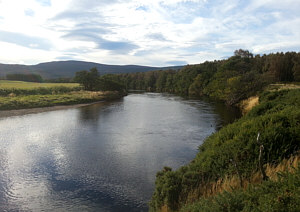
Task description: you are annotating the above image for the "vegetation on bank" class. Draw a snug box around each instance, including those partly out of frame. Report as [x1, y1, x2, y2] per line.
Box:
[6, 73, 44, 82]
[0, 80, 80, 96]
[0, 91, 123, 110]
[74, 67, 126, 92]
[108, 51, 300, 105]
[149, 89, 300, 211]
[180, 166, 300, 212]
[0, 70, 126, 110]
[0, 80, 79, 89]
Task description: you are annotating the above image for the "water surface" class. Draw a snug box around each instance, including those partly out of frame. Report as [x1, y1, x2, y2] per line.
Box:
[0, 93, 240, 211]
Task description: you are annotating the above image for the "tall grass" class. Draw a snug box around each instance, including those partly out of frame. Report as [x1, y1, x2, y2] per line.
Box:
[184, 154, 300, 201]
[0, 80, 79, 88]
[180, 165, 300, 212]
[0, 91, 122, 110]
[0, 81, 124, 110]
[0, 80, 81, 96]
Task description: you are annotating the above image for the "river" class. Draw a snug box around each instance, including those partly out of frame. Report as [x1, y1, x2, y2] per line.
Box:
[0, 93, 240, 211]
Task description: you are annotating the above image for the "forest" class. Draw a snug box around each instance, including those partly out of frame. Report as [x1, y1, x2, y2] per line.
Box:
[107, 50, 300, 105]
[6, 73, 44, 82]
[0, 66, 127, 110]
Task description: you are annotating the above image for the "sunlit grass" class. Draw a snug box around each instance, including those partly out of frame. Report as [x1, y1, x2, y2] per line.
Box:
[0, 91, 121, 110]
[0, 80, 124, 110]
[0, 80, 79, 89]
[180, 164, 300, 212]
[0, 80, 81, 96]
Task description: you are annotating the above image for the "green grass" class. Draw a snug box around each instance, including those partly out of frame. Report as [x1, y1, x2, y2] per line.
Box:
[0, 80, 125, 110]
[180, 167, 300, 212]
[0, 80, 79, 89]
[0, 80, 81, 96]
[0, 91, 123, 110]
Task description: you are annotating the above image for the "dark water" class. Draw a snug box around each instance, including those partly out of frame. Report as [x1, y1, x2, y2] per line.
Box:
[0, 93, 240, 211]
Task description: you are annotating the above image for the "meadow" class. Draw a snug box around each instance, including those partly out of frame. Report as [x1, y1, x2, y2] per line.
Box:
[0, 80, 81, 96]
[0, 80, 124, 110]
[0, 80, 79, 89]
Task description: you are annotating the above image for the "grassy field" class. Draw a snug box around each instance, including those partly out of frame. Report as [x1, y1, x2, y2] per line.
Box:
[0, 80, 79, 89]
[0, 80, 125, 110]
[0, 91, 124, 110]
[0, 80, 81, 96]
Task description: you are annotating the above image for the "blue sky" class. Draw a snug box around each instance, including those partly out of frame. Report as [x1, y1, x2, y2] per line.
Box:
[0, 0, 299, 66]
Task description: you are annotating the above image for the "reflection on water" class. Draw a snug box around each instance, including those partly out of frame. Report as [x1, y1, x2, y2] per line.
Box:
[0, 93, 240, 211]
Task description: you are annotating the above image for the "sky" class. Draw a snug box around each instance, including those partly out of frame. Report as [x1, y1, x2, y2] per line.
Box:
[0, 0, 299, 66]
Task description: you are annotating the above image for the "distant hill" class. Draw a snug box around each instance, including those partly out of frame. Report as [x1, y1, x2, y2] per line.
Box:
[0, 61, 183, 79]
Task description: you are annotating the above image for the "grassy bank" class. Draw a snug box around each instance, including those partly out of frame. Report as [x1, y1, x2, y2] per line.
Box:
[149, 88, 300, 212]
[0, 91, 124, 110]
[0, 81, 125, 110]
[180, 165, 300, 212]
[0, 80, 79, 88]
[0, 80, 81, 96]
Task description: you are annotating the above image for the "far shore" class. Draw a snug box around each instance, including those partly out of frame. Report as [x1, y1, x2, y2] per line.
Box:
[0, 101, 106, 118]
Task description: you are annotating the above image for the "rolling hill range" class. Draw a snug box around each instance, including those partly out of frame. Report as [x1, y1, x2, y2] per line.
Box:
[0, 61, 183, 79]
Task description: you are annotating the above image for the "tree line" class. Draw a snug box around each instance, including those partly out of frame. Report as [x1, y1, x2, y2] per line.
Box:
[74, 67, 125, 92]
[6, 73, 44, 82]
[5, 50, 299, 102]
[106, 50, 300, 105]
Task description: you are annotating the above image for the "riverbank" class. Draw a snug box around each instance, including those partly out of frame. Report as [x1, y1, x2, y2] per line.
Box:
[0, 101, 102, 118]
[237, 83, 300, 115]
[149, 88, 300, 212]
[0, 90, 126, 116]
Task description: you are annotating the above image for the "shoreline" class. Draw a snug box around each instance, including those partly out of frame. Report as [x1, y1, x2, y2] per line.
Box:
[0, 101, 105, 118]
[0, 90, 127, 118]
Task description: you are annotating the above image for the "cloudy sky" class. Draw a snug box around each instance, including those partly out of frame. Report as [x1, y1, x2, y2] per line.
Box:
[0, 0, 299, 66]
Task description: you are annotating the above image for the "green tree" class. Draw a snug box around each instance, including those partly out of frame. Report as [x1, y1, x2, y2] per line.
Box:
[96, 75, 125, 92]
[74, 67, 99, 90]
[6, 73, 43, 82]
[234, 49, 253, 58]
[155, 71, 167, 92]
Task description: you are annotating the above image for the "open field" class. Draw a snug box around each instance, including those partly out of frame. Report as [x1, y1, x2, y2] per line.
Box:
[0, 80, 81, 96]
[0, 91, 124, 110]
[0, 80, 125, 111]
[0, 80, 80, 89]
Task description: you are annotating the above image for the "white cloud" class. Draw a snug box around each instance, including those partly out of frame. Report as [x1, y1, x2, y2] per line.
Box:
[0, 41, 57, 64]
[0, 0, 299, 66]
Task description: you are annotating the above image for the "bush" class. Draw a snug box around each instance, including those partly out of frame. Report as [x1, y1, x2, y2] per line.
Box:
[149, 89, 300, 211]
[181, 167, 300, 212]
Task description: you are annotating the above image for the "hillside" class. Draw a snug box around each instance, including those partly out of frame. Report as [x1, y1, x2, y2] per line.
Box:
[0, 61, 182, 79]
